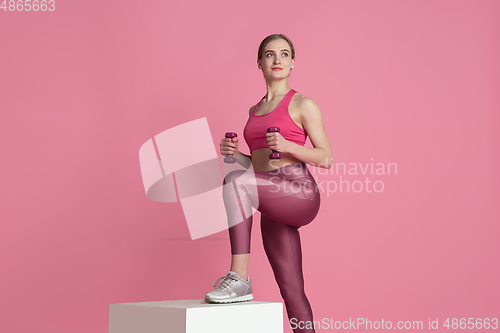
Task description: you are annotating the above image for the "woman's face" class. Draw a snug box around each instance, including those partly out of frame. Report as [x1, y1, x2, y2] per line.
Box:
[258, 38, 294, 80]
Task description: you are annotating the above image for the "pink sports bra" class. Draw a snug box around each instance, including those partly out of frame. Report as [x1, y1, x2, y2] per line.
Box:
[243, 89, 307, 153]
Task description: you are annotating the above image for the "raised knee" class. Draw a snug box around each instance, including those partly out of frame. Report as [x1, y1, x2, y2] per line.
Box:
[223, 170, 247, 185]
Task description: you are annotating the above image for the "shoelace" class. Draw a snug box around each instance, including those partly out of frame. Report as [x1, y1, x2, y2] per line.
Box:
[212, 274, 239, 290]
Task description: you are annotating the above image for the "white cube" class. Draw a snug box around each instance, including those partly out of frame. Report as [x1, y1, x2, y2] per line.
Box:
[109, 299, 283, 333]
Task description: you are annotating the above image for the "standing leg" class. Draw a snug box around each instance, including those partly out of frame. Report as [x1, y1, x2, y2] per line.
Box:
[261, 214, 316, 333]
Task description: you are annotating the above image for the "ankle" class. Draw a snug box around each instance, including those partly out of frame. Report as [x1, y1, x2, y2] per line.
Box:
[232, 270, 248, 281]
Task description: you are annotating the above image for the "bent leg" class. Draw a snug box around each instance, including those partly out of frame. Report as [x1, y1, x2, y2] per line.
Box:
[222, 163, 320, 254]
[260, 214, 316, 333]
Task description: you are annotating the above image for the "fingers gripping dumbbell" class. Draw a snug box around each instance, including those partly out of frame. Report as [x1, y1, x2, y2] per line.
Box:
[224, 132, 237, 163]
[267, 127, 282, 160]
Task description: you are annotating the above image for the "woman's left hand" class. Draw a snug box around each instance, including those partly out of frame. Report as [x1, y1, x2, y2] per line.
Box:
[266, 132, 293, 153]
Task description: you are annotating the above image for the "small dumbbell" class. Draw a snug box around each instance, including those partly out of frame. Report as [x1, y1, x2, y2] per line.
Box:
[267, 127, 282, 159]
[224, 132, 237, 163]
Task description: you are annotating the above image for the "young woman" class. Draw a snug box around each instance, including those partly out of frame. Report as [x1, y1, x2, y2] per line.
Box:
[205, 34, 332, 333]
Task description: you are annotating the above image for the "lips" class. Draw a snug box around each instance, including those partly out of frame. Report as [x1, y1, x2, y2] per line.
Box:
[272, 67, 283, 71]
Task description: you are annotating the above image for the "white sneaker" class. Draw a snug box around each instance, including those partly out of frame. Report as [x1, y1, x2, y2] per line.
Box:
[205, 271, 253, 303]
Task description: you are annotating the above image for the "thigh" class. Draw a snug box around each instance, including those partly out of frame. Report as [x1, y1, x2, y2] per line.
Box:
[231, 169, 321, 228]
[256, 186, 320, 228]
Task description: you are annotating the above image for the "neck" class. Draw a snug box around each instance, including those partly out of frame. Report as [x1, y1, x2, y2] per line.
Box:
[263, 80, 291, 102]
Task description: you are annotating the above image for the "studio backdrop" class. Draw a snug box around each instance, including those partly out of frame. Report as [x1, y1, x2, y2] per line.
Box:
[0, 1, 498, 332]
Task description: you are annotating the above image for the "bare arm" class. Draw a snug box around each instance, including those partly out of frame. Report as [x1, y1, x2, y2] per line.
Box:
[233, 149, 252, 169]
[288, 97, 333, 169]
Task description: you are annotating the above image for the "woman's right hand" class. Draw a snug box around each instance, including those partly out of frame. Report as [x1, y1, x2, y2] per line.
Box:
[220, 136, 239, 156]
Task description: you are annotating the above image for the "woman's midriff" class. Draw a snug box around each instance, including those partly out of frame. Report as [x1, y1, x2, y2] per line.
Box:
[251, 148, 303, 172]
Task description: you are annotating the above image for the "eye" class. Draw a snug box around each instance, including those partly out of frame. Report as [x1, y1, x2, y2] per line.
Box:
[282, 53, 288, 57]
[266, 53, 273, 57]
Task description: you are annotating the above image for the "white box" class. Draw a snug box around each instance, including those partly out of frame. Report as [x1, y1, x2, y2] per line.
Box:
[109, 299, 283, 333]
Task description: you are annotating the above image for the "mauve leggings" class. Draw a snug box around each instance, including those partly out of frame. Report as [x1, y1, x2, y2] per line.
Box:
[222, 162, 320, 333]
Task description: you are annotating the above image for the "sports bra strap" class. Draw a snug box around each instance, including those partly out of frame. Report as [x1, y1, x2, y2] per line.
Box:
[282, 89, 295, 109]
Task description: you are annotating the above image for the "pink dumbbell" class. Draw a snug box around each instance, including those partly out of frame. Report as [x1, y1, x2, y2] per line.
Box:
[267, 127, 282, 159]
[224, 132, 237, 163]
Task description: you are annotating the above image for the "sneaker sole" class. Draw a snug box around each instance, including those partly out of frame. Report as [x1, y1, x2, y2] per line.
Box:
[205, 293, 253, 304]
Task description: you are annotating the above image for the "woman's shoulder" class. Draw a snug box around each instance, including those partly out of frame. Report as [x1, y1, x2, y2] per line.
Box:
[248, 103, 257, 117]
[248, 96, 263, 117]
[291, 91, 320, 113]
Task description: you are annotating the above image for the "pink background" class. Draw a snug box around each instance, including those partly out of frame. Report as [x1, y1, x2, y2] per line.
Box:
[1, 0, 499, 332]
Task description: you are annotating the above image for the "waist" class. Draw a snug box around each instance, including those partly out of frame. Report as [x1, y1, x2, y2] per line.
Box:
[264, 162, 313, 180]
[250, 149, 303, 173]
